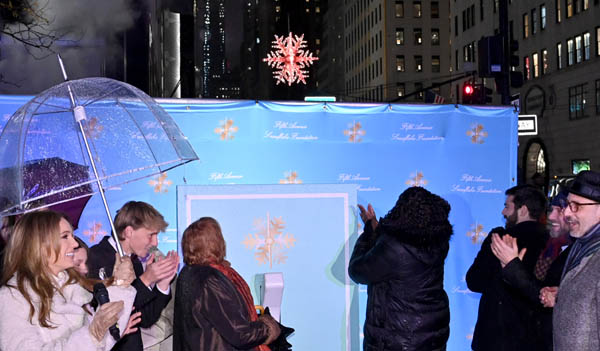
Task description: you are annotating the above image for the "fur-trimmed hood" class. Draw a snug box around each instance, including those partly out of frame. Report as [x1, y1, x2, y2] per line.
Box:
[378, 217, 453, 249]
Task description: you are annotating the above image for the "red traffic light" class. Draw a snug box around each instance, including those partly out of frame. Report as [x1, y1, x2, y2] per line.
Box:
[463, 83, 474, 95]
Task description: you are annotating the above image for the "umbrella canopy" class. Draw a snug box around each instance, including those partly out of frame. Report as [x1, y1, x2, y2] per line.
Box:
[0, 77, 198, 216]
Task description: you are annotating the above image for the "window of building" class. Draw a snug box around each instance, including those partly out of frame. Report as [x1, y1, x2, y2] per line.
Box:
[413, 1, 422, 17]
[415, 56, 423, 72]
[414, 28, 423, 45]
[523, 13, 529, 38]
[396, 28, 405, 45]
[567, 38, 574, 65]
[395, 1, 404, 17]
[480, 0, 484, 21]
[494, 0, 499, 13]
[542, 49, 548, 74]
[524, 56, 531, 80]
[533, 52, 539, 77]
[454, 16, 458, 36]
[597, 27, 600, 56]
[557, 43, 563, 69]
[432, 29, 440, 45]
[455, 49, 459, 70]
[584, 0, 589, 10]
[532, 9, 537, 34]
[431, 1, 439, 18]
[556, 0, 562, 22]
[541, 5, 547, 29]
[470, 5, 475, 26]
[575, 0, 582, 13]
[567, 0, 573, 17]
[397, 83, 405, 97]
[569, 84, 587, 119]
[396, 55, 405, 71]
[432, 56, 441, 72]
[415, 83, 424, 100]
[584, 32, 590, 60]
[596, 79, 600, 114]
[575, 35, 582, 63]
[462, 10, 466, 32]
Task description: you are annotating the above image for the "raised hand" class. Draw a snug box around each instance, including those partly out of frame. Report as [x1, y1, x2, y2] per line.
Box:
[490, 234, 526, 268]
[113, 253, 135, 287]
[140, 252, 178, 288]
[156, 250, 179, 291]
[358, 203, 378, 231]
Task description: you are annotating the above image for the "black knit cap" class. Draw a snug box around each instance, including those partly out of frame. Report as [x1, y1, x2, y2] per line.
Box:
[569, 170, 600, 203]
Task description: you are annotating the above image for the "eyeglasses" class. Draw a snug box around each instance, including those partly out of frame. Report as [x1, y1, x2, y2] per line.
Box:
[566, 200, 600, 213]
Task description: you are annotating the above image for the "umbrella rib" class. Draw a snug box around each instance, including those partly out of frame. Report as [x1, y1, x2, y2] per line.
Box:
[80, 86, 124, 107]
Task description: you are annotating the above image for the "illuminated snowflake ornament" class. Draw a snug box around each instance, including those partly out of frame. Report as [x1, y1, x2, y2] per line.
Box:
[262, 32, 319, 86]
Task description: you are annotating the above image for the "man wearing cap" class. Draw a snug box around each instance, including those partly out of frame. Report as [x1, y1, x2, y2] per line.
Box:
[490, 187, 572, 351]
[553, 170, 600, 351]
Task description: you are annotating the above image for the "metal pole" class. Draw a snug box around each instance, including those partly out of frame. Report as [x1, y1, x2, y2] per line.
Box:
[57, 54, 125, 257]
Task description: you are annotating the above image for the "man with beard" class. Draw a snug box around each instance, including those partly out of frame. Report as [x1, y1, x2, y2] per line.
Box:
[552, 171, 600, 351]
[490, 188, 572, 350]
[466, 185, 549, 351]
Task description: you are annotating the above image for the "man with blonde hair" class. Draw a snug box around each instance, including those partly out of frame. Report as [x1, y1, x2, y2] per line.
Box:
[88, 201, 179, 351]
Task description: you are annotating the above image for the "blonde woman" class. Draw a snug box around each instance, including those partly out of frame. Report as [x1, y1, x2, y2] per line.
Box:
[0, 211, 138, 350]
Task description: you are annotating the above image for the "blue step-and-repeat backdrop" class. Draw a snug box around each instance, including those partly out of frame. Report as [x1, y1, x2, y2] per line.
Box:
[0, 96, 518, 350]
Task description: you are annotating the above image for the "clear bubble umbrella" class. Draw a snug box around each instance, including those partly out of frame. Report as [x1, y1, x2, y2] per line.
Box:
[0, 65, 198, 255]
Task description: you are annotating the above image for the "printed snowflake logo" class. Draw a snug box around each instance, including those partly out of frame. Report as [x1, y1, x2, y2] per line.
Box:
[242, 212, 297, 268]
[85, 117, 104, 139]
[262, 32, 319, 86]
[467, 223, 487, 244]
[406, 171, 428, 187]
[214, 119, 239, 140]
[343, 121, 366, 143]
[83, 221, 107, 243]
[148, 173, 173, 193]
[279, 171, 302, 184]
[466, 123, 488, 144]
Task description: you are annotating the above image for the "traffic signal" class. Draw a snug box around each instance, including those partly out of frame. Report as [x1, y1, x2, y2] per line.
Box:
[508, 40, 523, 88]
[479, 85, 493, 104]
[478, 35, 503, 78]
[462, 82, 474, 104]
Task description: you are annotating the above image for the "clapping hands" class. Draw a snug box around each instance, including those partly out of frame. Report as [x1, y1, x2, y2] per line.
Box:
[140, 250, 179, 290]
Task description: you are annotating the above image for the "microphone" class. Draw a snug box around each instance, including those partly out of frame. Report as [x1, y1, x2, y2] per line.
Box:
[93, 283, 120, 341]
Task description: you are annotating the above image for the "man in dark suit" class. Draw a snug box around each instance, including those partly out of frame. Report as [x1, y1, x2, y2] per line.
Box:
[88, 201, 179, 351]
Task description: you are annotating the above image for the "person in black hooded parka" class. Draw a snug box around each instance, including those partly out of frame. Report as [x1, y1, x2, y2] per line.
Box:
[348, 187, 453, 351]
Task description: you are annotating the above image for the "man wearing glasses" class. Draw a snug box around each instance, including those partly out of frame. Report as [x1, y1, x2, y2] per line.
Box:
[552, 170, 600, 351]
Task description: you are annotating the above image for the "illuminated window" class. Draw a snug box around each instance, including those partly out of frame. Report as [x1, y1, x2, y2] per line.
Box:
[567, 0, 573, 17]
[584, 32, 590, 60]
[523, 13, 529, 38]
[432, 56, 440, 72]
[396, 28, 404, 45]
[541, 5, 547, 29]
[397, 83, 405, 96]
[542, 49, 548, 74]
[533, 52, 539, 78]
[431, 29, 440, 45]
[569, 83, 587, 119]
[567, 38, 574, 65]
[556, 0, 561, 22]
[524, 56, 530, 80]
[395, 1, 404, 17]
[575, 35, 582, 63]
[413, 1, 422, 17]
[396, 55, 405, 71]
[415, 55, 423, 72]
[414, 28, 422, 45]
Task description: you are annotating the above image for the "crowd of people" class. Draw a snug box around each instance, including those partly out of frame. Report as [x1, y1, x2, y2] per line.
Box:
[1, 170, 600, 351]
[348, 170, 600, 351]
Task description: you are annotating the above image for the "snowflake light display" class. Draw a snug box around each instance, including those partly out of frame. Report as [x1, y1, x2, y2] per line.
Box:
[262, 32, 319, 86]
